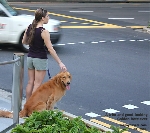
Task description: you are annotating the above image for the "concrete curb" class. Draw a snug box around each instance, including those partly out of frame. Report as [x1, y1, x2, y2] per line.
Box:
[62, 111, 113, 132]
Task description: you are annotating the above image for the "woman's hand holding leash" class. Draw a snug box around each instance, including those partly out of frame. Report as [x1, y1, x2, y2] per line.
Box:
[59, 62, 67, 72]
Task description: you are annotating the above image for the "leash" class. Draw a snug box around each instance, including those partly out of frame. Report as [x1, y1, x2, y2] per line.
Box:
[47, 68, 51, 79]
[47, 68, 58, 109]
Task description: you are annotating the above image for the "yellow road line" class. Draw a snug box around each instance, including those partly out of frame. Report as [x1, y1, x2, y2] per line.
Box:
[91, 119, 112, 128]
[13, 7, 35, 12]
[14, 7, 144, 29]
[126, 26, 145, 29]
[90, 119, 131, 133]
[14, 7, 124, 27]
[102, 117, 150, 133]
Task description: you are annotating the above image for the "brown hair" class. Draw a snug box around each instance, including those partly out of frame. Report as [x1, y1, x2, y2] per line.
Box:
[27, 8, 47, 46]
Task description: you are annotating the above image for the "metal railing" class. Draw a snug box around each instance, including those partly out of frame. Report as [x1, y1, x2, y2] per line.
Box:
[0, 53, 24, 133]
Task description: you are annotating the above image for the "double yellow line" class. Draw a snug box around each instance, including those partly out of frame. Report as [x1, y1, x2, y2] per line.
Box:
[91, 117, 150, 133]
[14, 7, 144, 29]
[14, 7, 126, 29]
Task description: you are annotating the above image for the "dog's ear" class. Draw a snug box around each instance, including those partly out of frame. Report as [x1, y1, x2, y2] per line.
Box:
[54, 74, 61, 84]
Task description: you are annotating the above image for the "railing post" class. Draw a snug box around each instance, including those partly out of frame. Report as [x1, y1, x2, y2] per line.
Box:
[11, 53, 24, 124]
[18, 53, 24, 111]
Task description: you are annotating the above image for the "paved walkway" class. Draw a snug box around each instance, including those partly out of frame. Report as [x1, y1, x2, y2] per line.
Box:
[0, 97, 13, 133]
[0, 89, 25, 133]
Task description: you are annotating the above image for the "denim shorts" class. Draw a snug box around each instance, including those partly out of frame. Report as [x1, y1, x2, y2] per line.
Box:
[27, 57, 48, 70]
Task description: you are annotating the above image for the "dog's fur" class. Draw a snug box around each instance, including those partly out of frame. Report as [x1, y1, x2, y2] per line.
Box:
[0, 71, 72, 118]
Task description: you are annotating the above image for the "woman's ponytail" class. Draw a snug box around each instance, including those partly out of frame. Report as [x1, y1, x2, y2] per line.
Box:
[27, 19, 38, 46]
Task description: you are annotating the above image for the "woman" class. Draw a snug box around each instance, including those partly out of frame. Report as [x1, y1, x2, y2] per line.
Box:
[22, 8, 67, 101]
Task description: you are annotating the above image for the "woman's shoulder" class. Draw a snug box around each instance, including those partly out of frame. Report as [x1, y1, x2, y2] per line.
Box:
[41, 28, 49, 39]
[41, 28, 49, 33]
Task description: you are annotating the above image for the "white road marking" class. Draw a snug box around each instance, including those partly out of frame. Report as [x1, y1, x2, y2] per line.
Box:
[102, 108, 120, 113]
[85, 112, 101, 117]
[122, 104, 139, 109]
[57, 39, 149, 46]
[141, 101, 150, 105]
[57, 44, 66, 45]
[137, 40, 144, 41]
[82, 23, 89, 25]
[1, 39, 149, 51]
[119, 40, 126, 42]
[79, 42, 85, 44]
[129, 40, 136, 41]
[91, 41, 98, 43]
[99, 41, 106, 43]
[70, 22, 79, 23]
[60, 21, 67, 23]
[138, 11, 150, 12]
[67, 42, 75, 44]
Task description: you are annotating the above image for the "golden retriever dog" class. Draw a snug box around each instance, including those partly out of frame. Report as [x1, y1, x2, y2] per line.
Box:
[0, 71, 72, 118]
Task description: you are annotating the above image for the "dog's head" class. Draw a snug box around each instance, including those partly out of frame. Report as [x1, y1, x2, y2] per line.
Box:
[55, 71, 72, 90]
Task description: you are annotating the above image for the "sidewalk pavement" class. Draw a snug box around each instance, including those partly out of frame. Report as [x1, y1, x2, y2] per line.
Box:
[0, 97, 13, 133]
[0, 88, 26, 133]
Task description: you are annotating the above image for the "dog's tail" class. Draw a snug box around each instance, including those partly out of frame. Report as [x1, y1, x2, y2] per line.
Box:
[0, 110, 13, 118]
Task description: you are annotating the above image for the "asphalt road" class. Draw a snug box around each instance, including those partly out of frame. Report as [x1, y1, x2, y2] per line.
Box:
[0, 3, 150, 132]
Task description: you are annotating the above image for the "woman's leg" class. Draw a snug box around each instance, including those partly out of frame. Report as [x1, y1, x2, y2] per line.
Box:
[26, 69, 35, 101]
[32, 70, 46, 94]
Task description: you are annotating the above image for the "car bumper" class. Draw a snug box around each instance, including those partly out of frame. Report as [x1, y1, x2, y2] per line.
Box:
[50, 31, 61, 44]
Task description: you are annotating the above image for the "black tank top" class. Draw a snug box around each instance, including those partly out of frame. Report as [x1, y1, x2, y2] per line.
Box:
[26, 25, 47, 59]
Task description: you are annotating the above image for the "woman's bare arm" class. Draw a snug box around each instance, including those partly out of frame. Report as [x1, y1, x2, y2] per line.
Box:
[41, 30, 67, 71]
